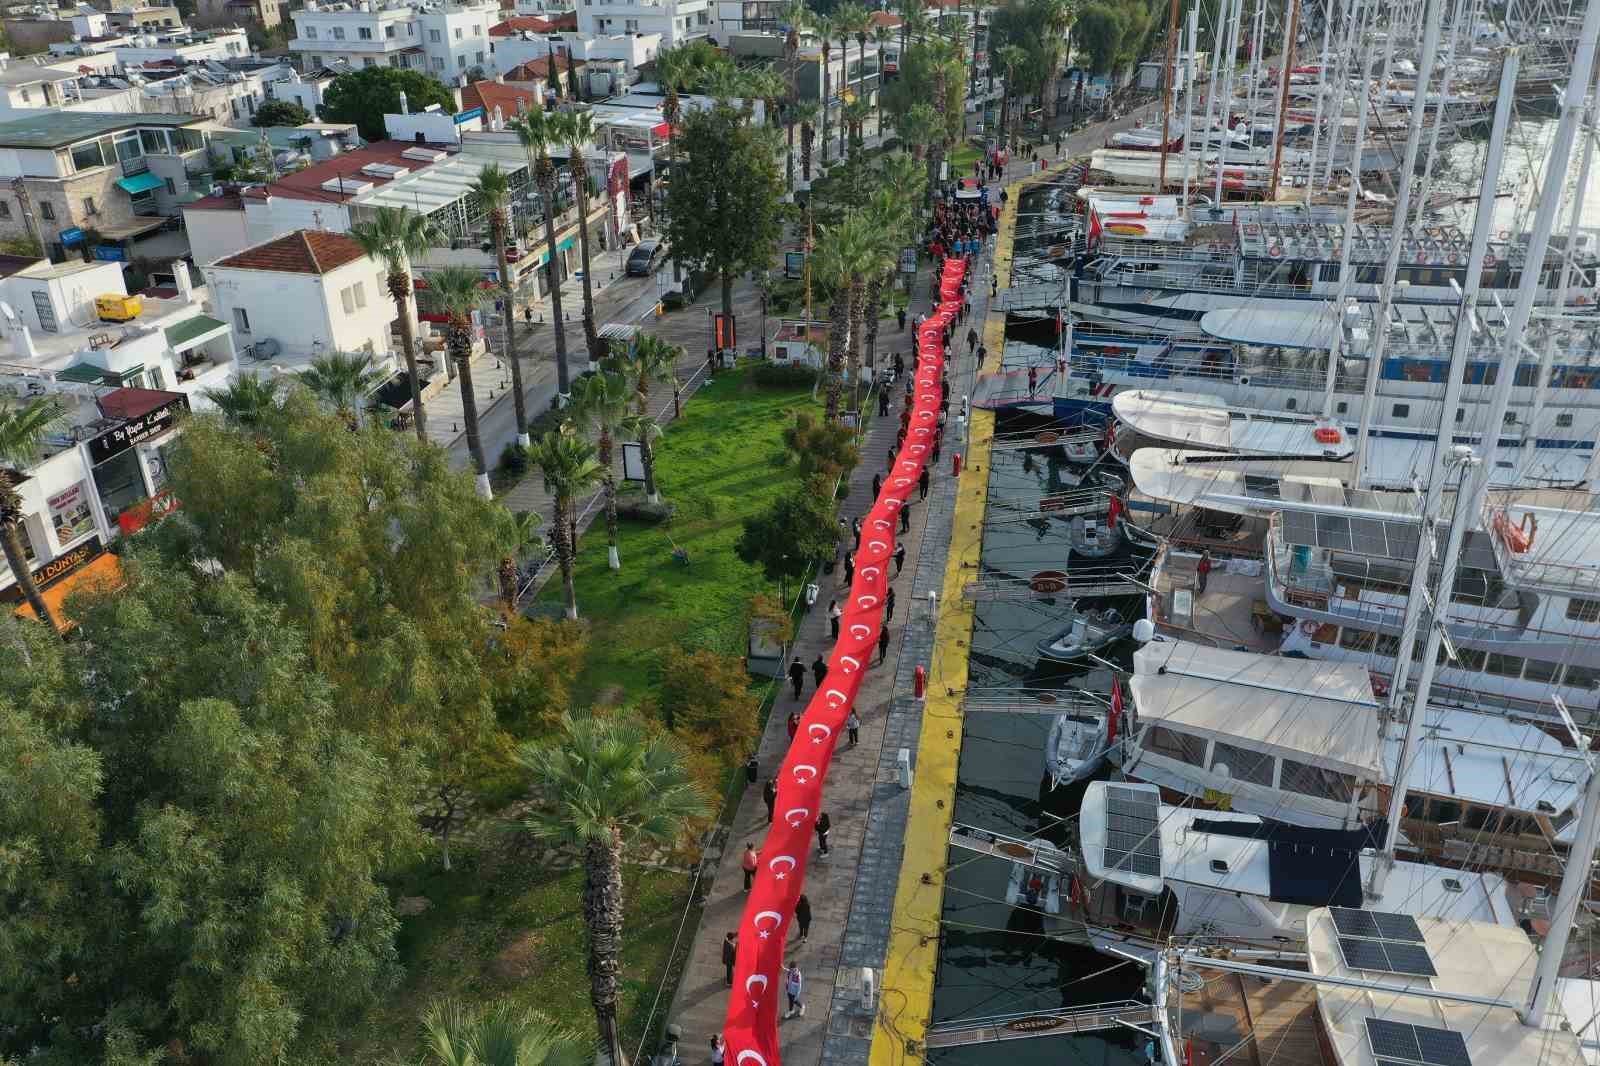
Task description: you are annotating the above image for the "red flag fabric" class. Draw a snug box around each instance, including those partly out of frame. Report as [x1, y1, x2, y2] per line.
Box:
[1108, 679, 1122, 745]
[720, 256, 969, 1066]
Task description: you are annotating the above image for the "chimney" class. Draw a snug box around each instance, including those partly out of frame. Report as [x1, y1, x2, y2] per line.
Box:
[174, 259, 195, 303]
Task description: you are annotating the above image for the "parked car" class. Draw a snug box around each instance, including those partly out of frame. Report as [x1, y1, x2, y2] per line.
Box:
[626, 239, 665, 277]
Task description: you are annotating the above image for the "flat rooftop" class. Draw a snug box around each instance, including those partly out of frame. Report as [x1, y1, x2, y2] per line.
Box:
[0, 111, 205, 149]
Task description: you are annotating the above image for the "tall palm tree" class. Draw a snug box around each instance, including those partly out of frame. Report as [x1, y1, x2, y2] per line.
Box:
[556, 110, 604, 374]
[834, 1, 871, 145]
[997, 44, 1029, 148]
[872, 23, 892, 140]
[0, 398, 63, 635]
[529, 424, 602, 619]
[813, 219, 872, 422]
[429, 266, 494, 498]
[420, 997, 589, 1066]
[203, 374, 278, 427]
[817, 13, 836, 169]
[842, 97, 872, 157]
[794, 100, 820, 182]
[351, 205, 439, 443]
[618, 333, 678, 506]
[474, 163, 532, 447]
[863, 187, 911, 372]
[512, 108, 574, 405]
[517, 715, 708, 1066]
[572, 370, 631, 570]
[499, 510, 543, 612]
[781, 0, 809, 192]
[1038, 0, 1072, 120]
[300, 350, 381, 427]
[830, 8, 862, 157]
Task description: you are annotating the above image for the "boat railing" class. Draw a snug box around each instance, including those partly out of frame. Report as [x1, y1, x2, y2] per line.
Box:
[1483, 503, 1600, 595]
[1107, 267, 1317, 301]
[1098, 237, 1235, 264]
[1066, 351, 1338, 393]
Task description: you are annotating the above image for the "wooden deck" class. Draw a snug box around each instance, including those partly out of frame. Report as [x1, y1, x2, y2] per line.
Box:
[1153, 561, 1283, 654]
[1175, 971, 1330, 1066]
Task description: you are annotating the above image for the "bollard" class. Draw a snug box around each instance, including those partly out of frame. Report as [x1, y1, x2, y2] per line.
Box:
[913, 664, 926, 698]
[952, 452, 963, 476]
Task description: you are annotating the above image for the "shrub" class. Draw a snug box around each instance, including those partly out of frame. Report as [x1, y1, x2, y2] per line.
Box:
[499, 442, 529, 477]
[753, 363, 819, 389]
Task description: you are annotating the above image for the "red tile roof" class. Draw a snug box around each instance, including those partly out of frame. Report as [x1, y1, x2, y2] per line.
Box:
[503, 54, 584, 84]
[241, 140, 451, 204]
[869, 10, 902, 27]
[100, 387, 187, 420]
[460, 80, 542, 116]
[213, 230, 368, 275]
[489, 14, 560, 35]
[186, 190, 244, 212]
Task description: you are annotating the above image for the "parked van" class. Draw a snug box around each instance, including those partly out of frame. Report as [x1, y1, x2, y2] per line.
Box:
[625, 239, 665, 277]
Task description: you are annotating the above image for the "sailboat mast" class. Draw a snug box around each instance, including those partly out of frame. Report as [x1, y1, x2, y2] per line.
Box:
[1270, 0, 1302, 195]
[1304, 0, 1337, 205]
[1182, 8, 1200, 205]
[1349, 0, 1443, 487]
[1321, 0, 1365, 187]
[1211, 0, 1246, 209]
[1159, 0, 1183, 189]
[1414, 0, 1469, 213]
[1197, 0, 1225, 216]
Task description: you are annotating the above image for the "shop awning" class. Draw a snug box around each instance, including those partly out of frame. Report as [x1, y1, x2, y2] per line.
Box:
[165, 314, 227, 352]
[13, 551, 122, 632]
[115, 172, 165, 195]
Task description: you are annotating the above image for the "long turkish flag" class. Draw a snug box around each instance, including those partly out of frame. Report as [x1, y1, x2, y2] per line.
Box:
[720, 255, 970, 1066]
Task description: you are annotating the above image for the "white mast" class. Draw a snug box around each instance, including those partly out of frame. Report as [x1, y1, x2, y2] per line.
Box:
[1211, 0, 1246, 211]
[1304, 0, 1338, 205]
[1349, 0, 1443, 487]
[1413, 0, 1469, 212]
[1182, 7, 1199, 207]
[1322, 0, 1364, 187]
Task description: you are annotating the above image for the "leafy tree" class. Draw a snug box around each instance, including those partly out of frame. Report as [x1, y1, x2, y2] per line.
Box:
[573, 371, 632, 570]
[735, 480, 839, 587]
[252, 99, 313, 127]
[617, 334, 678, 505]
[419, 998, 589, 1066]
[654, 41, 729, 284]
[517, 715, 708, 1066]
[0, 559, 414, 1065]
[430, 265, 495, 497]
[474, 163, 531, 447]
[529, 424, 603, 620]
[781, 409, 861, 482]
[512, 108, 575, 403]
[664, 100, 784, 324]
[1075, 3, 1129, 73]
[351, 206, 441, 442]
[320, 66, 454, 141]
[487, 616, 589, 737]
[0, 398, 64, 633]
[656, 647, 758, 766]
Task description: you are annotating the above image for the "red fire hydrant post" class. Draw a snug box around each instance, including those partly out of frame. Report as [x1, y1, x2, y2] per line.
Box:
[952, 452, 963, 477]
[913, 664, 927, 699]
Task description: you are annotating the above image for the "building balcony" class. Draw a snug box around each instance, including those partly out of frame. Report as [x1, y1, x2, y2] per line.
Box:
[289, 36, 418, 53]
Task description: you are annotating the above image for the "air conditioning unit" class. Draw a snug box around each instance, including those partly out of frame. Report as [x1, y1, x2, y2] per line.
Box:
[402, 146, 446, 163]
[320, 176, 373, 194]
[360, 162, 409, 178]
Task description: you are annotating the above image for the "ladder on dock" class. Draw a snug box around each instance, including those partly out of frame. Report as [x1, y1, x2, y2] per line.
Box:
[923, 1002, 1155, 1048]
[947, 823, 1072, 873]
[960, 575, 1144, 601]
[963, 687, 1109, 717]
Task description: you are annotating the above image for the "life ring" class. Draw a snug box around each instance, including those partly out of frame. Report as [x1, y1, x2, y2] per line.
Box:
[1314, 426, 1342, 444]
[1270, 246, 1283, 257]
[1483, 253, 1497, 267]
[1300, 620, 1320, 636]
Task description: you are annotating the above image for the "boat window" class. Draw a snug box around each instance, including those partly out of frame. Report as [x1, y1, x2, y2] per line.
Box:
[1209, 859, 1230, 874]
[1320, 264, 1341, 283]
[1145, 725, 1209, 767]
[1441, 878, 1463, 893]
[1486, 652, 1524, 678]
[1522, 658, 1562, 684]
[1464, 805, 1495, 831]
[1564, 664, 1600, 689]
[1285, 397, 1297, 411]
[1498, 813, 1536, 837]
[1280, 758, 1355, 802]
[1567, 598, 1600, 623]
[1549, 806, 1578, 834]
[1557, 413, 1575, 427]
[1340, 628, 1377, 652]
[1336, 402, 1348, 414]
[1210, 742, 1275, 787]
[1373, 634, 1402, 658]
[1392, 404, 1411, 418]
[1426, 797, 1462, 824]
[1451, 647, 1486, 671]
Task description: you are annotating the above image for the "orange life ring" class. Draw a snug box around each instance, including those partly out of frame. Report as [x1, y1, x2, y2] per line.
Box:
[1484, 253, 1497, 267]
[1314, 426, 1342, 444]
[1493, 510, 1537, 552]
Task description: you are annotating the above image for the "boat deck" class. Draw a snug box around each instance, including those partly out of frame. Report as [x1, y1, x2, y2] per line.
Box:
[1154, 558, 1283, 654]
[1174, 969, 1330, 1066]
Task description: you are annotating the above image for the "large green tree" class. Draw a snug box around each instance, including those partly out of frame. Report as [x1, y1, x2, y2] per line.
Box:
[320, 66, 455, 141]
[253, 99, 313, 127]
[735, 478, 840, 585]
[663, 100, 784, 325]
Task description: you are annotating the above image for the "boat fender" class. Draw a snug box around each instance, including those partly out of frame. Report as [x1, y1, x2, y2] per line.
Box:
[1483, 253, 1497, 267]
[1068, 873, 1085, 906]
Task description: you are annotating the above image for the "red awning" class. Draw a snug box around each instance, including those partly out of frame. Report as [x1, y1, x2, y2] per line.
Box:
[652, 122, 672, 138]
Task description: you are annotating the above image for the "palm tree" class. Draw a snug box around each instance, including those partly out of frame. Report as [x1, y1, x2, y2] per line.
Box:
[203, 374, 278, 427]
[794, 100, 820, 182]
[1038, 0, 1072, 120]
[618, 333, 678, 506]
[831, 9, 861, 157]
[782, 0, 809, 191]
[998, 44, 1028, 148]
[351, 205, 438, 442]
[842, 97, 872, 157]
[517, 715, 708, 1066]
[430, 266, 495, 498]
[813, 219, 872, 422]
[529, 424, 602, 619]
[863, 187, 911, 372]
[300, 350, 381, 426]
[420, 998, 589, 1066]
[572, 370, 632, 570]
[817, 13, 836, 169]
[872, 23, 892, 140]
[0, 398, 63, 634]
[833, 1, 871, 146]
[498, 510, 543, 611]
[556, 111, 604, 375]
[512, 108, 574, 405]
[474, 163, 532, 448]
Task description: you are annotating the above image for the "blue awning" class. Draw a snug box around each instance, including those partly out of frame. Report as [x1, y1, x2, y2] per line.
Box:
[115, 172, 164, 195]
[557, 236, 575, 253]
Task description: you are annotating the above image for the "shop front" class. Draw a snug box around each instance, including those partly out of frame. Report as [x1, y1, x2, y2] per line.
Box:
[84, 389, 188, 532]
[6, 534, 123, 632]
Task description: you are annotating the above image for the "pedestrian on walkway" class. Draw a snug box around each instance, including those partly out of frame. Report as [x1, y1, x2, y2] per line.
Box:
[784, 961, 805, 1018]
[741, 842, 759, 891]
[812, 654, 827, 688]
[815, 812, 832, 856]
[788, 657, 806, 701]
[1028, 365, 1038, 396]
[872, 473, 882, 498]
[711, 1035, 726, 1066]
[847, 708, 861, 746]
[795, 894, 812, 943]
[852, 515, 863, 540]
[977, 343, 988, 367]
[967, 327, 979, 354]
[919, 467, 930, 501]
[843, 552, 855, 586]
[877, 625, 890, 664]
[723, 932, 738, 986]
[745, 755, 759, 785]
[962, 297, 971, 320]
[991, 277, 998, 299]
[897, 306, 907, 330]
[1197, 549, 1213, 596]
[894, 542, 907, 575]
[763, 778, 777, 822]
[786, 709, 801, 740]
[893, 352, 905, 377]
[878, 389, 890, 417]
[524, 306, 534, 326]
[901, 504, 912, 533]
[828, 599, 842, 638]
[886, 586, 897, 621]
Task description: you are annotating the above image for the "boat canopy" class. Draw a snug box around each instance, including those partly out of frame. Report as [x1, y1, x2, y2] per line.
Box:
[1201, 306, 1340, 350]
[1128, 447, 1349, 510]
[1113, 389, 1352, 456]
[1396, 707, 1585, 819]
[1130, 640, 1386, 780]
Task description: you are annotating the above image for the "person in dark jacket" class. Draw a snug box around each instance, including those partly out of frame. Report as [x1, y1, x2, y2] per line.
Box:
[815, 812, 831, 855]
[788, 656, 806, 700]
[885, 586, 897, 621]
[878, 625, 891, 664]
[894, 542, 907, 575]
[919, 467, 931, 501]
[722, 931, 738, 986]
[812, 654, 827, 687]
[763, 778, 776, 822]
[794, 894, 813, 942]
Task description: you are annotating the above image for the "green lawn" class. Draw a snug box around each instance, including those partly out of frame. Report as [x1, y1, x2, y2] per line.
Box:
[543, 363, 823, 708]
[343, 844, 693, 1065]
[950, 143, 982, 175]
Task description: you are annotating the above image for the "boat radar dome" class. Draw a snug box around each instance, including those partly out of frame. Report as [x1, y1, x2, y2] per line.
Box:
[1132, 618, 1156, 643]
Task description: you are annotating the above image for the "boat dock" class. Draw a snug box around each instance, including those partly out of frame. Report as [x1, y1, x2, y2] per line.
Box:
[923, 1003, 1156, 1049]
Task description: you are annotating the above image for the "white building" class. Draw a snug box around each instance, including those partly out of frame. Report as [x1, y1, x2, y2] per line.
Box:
[51, 28, 252, 64]
[0, 60, 144, 119]
[204, 229, 398, 374]
[575, 0, 712, 48]
[289, 0, 498, 79]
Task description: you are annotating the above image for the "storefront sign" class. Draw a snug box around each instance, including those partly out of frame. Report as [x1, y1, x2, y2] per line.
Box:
[59, 226, 85, 247]
[898, 248, 917, 275]
[454, 106, 486, 125]
[47, 481, 96, 542]
[93, 245, 127, 262]
[0, 535, 102, 604]
[87, 395, 188, 465]
[784, 251, 806, 279]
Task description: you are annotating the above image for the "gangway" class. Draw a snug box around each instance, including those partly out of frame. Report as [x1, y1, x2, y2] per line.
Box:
[963, 687, 1110, 716]
[922, 1002, 1156, 1048]
[960, 575, 1143, 601]
[947, 823, 1072, 872]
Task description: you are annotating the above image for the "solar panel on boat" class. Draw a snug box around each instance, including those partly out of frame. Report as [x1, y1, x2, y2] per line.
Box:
[1337, 936, 1439, 978]
[1365, 1019, 1472, 1066]
[1101, 785, 1161, 877]
[1331, 908, 1424, 942]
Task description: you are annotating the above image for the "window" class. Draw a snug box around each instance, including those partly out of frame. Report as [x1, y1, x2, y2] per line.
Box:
[408, 24, 415, 35]
[18, 88, 29, 103]
[353, 281, 366, 308]
[1455, 407, 1465, 423]
[0, 200, 10, 220]
[359, 26, 373, 38]
[1210, 741, 1275, 787]
[340, 282, 367, 313]
[332, 25, 346, 38]
[1558, 412, 1575, 427]
[305, 24, 318, 37]
[433, 56, 446, 70]
[310, 54, 322, 65]
[1567, 664, 1600, 689]
[234, 307, 251, 333]
[1280, 759, 1355, 802]
[626, 17, 638, 29]
[1339, 628, 1376, 652]
[385, 23, 396, 36]
[1336, 401, 1348, 414]
[70, 140, 106, 172]
[39, 201, 54, 221]
[1567, 598, 1600, 623]
[1144, 725, 1208, 767]
[83, 196, 97, 216]
[1504, 410, 1517, 425]
[1522, 658, 1563, 684]
[429, 28, 441, 40]
[454, 26, 463, 38]
[363, 57, 376, 67]
[1285, 397, 1297, 411]
[164, 178, 176, 194]
[457, 55, 467, 68]
[1486, 652, 1524, 678]
[1391, 403, 1410, 418]
[475, 50, 484, 63]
